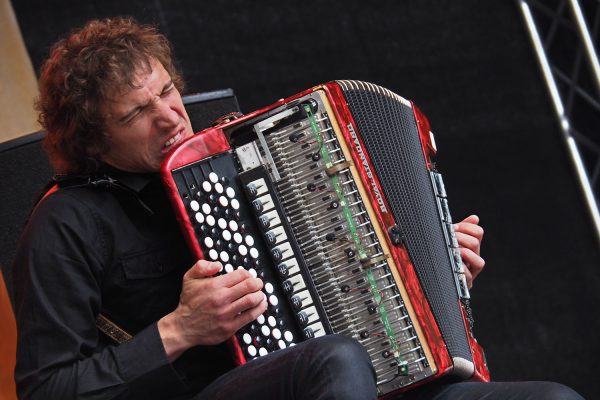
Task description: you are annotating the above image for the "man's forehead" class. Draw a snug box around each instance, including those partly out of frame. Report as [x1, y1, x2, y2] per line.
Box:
[105, 63, 155, 100]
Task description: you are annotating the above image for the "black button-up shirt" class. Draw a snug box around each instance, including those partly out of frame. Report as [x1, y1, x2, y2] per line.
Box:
[13, 169, 234, 399]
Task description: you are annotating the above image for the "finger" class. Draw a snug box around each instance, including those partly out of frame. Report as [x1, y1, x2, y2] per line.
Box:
[227, 290, 267, 317]
[461, 214, 479, 225]
[455, 231, 481, 254]
[217, 268, 256, 288]
[454, 221, 484, 242]
[233, 295, 269, 328]
[222, 275, 264, 304]
[460, 247, 485, 281]
[185, 260, 223, 280]
[463, 266, 474, 289]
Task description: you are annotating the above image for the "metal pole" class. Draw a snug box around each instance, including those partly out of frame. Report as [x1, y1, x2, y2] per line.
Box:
[568, 0, 600, 97]
[518, 0, 600, 244]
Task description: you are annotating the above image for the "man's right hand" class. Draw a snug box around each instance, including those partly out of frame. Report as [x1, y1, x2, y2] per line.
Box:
[158, 260, 267, 362]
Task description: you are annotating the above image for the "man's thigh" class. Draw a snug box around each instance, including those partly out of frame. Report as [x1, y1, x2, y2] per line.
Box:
[192, 335, 377, 400]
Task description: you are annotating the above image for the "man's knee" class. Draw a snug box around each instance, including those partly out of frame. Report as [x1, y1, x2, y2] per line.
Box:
[306, 334, 372, 368]
[299, 335, 377, 400]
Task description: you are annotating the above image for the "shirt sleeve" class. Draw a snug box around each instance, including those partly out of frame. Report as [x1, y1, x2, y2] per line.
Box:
[12, 192, 189, 400]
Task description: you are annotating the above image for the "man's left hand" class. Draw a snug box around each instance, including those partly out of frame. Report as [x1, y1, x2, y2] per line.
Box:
[454, 215, 485, 289]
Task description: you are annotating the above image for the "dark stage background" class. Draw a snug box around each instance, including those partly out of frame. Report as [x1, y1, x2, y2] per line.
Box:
[8, 0, 600, 398]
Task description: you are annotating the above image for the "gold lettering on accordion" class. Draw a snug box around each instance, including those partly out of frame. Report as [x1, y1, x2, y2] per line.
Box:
[347, 123, 388, 214]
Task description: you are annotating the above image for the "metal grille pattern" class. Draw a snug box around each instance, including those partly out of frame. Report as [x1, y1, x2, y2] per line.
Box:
[338, 80, 473, 361]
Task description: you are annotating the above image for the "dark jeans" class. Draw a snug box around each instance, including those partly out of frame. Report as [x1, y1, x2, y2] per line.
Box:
[193, 335, 377, 400]
[193, 335, 584, 400]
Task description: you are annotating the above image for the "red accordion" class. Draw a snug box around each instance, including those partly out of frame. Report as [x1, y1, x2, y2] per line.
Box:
[161, 80, 490, 397]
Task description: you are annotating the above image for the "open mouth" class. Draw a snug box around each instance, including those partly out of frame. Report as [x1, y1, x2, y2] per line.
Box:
[164, 130, 183, 149]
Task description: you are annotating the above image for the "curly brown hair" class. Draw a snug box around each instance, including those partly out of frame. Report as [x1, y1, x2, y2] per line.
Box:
[36, 17, 185, 174]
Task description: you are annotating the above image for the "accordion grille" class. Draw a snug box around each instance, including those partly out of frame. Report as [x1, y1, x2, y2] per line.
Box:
[337, 80, 472, 362]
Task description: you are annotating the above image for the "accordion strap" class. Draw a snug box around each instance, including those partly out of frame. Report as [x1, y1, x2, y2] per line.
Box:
[96, 314, 133, 344]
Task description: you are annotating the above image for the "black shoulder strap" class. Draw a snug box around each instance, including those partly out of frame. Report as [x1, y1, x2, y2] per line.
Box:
[33, 173, 154, 215]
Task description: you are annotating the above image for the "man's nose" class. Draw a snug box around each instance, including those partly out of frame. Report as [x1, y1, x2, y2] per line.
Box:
[155, 98, 179, 128]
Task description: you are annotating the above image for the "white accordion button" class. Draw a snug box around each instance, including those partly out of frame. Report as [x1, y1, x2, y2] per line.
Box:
[208, 172, 219, 183]
[222, 230, 232, 241]
[284, 330, 294, 342]
[226, 187, 236, 198]
[195, 212, 204, 224]
[257, 315, 266, 325]
[206, 215, 216, 226]
[242, 333, 252, 344]
[247, 345, 257, 357]
[245, 235, 255, 246]
[203, 237, 214, 248]
[219, 251, 230, 263]
[208, 249, 219, 261]
[264, 282, 274, 294]
[190, 200, 200, 212]
[234, 233, 243, 244]
[218, 218, 227, 230]
[258, 347, 268, 357]
[261, 325, 270, 337]
[269, 295, 279, 306]
[272, 328, 282, 340]
[202, 181, 212, 192]
[249, 248, 259, 259]
[214, 182, 224, 194]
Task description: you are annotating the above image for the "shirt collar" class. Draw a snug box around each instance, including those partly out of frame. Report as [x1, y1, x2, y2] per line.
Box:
[101, 164, 158, 193]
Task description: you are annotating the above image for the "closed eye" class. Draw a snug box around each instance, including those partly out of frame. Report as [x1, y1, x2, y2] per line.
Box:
[161, 81, 175, 96]
[121, 107, 144, 125]
[119, 81, 175, 125]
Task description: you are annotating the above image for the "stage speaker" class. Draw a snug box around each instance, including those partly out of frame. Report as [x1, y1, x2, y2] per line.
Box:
[183, 89, 240, 133]
[0, 130, 51, 304]
[0, 89, 240, 303]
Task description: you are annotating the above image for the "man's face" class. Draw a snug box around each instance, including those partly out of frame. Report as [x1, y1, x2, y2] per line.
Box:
[101, 58, 194, 173]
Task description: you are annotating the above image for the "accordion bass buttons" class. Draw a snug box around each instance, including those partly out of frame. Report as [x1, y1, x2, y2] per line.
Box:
[265, 226, 287, 245]
[246, 179, 268, 197]
[259, 210, 280, 230]
[282, 274, 307, 294]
